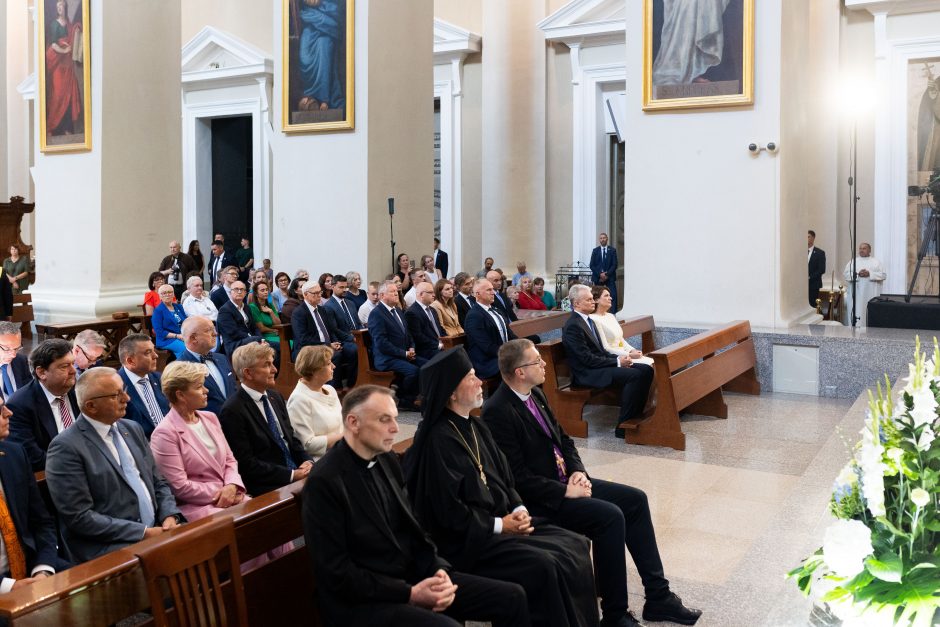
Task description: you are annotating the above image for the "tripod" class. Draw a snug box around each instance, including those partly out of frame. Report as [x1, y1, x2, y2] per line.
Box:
[906, 201, 940, 302]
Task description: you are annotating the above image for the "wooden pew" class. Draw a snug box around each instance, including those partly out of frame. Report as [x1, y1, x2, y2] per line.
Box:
[623, 320, 760, 451]
[351, 329, 396, 388]
[0, 481, 318, 627]
[11, 293, 33, 338]
[273, 323, 299, 397]
[536, 315, 656, 438]
[35, 316, 132, 364]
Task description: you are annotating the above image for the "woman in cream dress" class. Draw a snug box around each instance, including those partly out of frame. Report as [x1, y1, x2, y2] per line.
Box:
[589, 285, 653, 366]
[286, 345, 344, 460]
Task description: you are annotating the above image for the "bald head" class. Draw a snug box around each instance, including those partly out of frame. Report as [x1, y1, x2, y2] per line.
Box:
[485, 271, 502, 291]
[169, 241, 181, 254]
[473, 278, 495, 306]
[415, 281, 435, 306]
[76, 367, 128, 424]
[182, 315, 217, 355]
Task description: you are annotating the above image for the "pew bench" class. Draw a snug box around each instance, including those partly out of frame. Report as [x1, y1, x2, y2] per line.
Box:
[623, 319, 760, 451]
[351, 329, 396, 388]
[273, 323, 300, 397]
[11, 293, 32, 338]
[537, 315, 656, 438]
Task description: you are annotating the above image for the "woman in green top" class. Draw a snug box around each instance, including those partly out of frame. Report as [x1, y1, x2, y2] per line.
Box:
[533, 276, 556, 310]
[248, 280, 280, 343]
[3, 246, 29, 294]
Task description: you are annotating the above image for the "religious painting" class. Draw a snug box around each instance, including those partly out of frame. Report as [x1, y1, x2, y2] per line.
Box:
[38, 0, 91, 152]
[642, 0, 754, 111]
[282, 0, 355, 133]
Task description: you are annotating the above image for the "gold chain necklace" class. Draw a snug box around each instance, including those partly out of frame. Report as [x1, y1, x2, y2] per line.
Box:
[448, 420, 487, 486]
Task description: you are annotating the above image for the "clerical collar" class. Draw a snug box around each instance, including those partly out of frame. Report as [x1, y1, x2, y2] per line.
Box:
[343, 440, 378, 469]
[509, 387, 532, 402]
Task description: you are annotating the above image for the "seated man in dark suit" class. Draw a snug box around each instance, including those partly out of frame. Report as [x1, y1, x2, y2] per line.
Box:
[486, 271, 518, 323]
[562, 284, 653, 437]
[303, 385, 529, 627]
[216, 281, 268, 356]
[8, 339, 81, 471]
[0, 321, 32, 402]
[116, 334, 170, 438]
[0, 395, 70, 591]
[483, 340, 701, 627]
[453, 272, 475, 327]
[323, 273, 363, 334]
[176, 316, 236, 416]
[209, 265, 240, 310]
[219, 343, 312, 496]
[368, 280, 426, 408]
[463, 278, 517, 380]
[405, 281, 444, 361]
[45, 368, 182, 563]
[291, 282, 357, 387]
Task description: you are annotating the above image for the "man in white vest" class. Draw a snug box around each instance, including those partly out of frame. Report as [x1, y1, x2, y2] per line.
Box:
[843, 243, 886, 327]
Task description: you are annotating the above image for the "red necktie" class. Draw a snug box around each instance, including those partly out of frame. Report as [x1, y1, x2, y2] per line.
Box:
[56, 397, 73, 429]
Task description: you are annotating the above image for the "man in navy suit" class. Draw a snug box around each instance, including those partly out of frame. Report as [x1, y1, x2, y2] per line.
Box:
[0, 396, 70, 591]
[0, 321, 32, 402]
[433, 237, 449, 278]
[322, 274, 362, 335]
[216, 281, 266, 356]
[206, 240, 235, 290]
[292, 282, 357, 387]
[8, 339, 80, 471]
[405, 282, 444, 361]
[116, 334, 170, 438]
[464, 278, 517, 380]
[562, 285, 652, 437]
[368, 280, 426, 407]
[808, 230, 826, 308]
[453, 272, 476, 326]
[590, 232, 619, 311]
[486, 271, 518, 323]
[177, 316, 237, 416]
[209, 265, 240, 310]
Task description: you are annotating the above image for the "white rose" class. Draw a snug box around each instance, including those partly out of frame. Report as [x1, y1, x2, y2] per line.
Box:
[822, 520, 874, 579]
[885, 448, 903, 464]
[914, 427, 936, 452]
[911, 488, 930, 508]
[908, 401, 937, 428]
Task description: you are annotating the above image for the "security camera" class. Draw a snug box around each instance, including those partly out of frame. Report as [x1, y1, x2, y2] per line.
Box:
[748, 143, 761, 154]
[766, 141, 778, 153]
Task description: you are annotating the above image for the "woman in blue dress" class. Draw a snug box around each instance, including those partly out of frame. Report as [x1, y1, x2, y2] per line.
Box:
[152, 284, 188, 356]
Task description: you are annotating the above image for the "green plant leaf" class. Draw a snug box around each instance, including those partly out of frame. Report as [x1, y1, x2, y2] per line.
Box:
[865, 555, 903, 582]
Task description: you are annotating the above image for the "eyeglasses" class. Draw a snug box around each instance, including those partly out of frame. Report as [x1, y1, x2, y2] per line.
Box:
[87, 388, 129, 402]
[231, 288, 247, 292]
[517, 359, 545, 369]
[77, 345, 105, 363]
[0, 343, 22, 353]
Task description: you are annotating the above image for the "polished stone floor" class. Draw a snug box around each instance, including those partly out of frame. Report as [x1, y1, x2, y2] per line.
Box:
[396, 389, 864, 626]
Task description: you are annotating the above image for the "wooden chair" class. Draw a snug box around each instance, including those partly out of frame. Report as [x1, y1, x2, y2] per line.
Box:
[351, 330, 396, 388]
[135, 517, 249, 627]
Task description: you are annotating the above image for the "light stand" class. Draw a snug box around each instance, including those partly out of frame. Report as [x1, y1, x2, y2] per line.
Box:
[848, 119, 859, 327]
[388, 197, 396, 275]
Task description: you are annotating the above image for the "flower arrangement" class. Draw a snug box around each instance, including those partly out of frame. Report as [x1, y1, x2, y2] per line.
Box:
[788, 338, 940, 626]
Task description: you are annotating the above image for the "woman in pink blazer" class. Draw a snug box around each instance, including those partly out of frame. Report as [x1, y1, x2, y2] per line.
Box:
[150, 361, 247, 521]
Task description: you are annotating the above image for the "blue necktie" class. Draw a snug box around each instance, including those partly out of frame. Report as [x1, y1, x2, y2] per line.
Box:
[137, 379, 163, 426]
[0, 364, 13, 398]
[261, 395, 296, 470]
[587, 317, 602, 346]
[109, 426, 156, 527]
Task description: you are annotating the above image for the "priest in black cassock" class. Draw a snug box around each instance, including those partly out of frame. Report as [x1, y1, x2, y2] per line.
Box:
[302, 384, 530, 627]
[404, 347, 600, 627]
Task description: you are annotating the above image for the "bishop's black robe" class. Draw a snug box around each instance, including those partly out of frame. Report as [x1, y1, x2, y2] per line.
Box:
[407, 409, 599, 627]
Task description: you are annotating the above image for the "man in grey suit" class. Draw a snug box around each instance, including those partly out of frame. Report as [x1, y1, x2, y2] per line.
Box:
[45, 367, 183, 563]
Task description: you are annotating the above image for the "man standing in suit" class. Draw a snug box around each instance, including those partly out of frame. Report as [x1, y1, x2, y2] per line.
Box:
[291, 282, 357, 387]
[590, 233, 619, 311]
[206, 241, 234, 290]
[323, 273, 363, 334]
[216, 281, 266, 356]
[464, 278, 517, 380]
[484, 340, 702, 627]
[8, 339, 81, 471]
[405, 282, 444, 361]
[219, 343, 312, 496]
[116, 334, 170, 438]
[303, 385, 529, 627]
[0, 395, 69, 591]
[432, 238, 449, 279]
[45, 368, 182, 563]
[368, 281, 425, 408]
[0, 321, 31, 402]
[177, 316, 236, 416]
[158, 241, 197, 301]
[453, 272, 475, 326]
[808, 229, 826, 308]
[562, 285, 653, 437]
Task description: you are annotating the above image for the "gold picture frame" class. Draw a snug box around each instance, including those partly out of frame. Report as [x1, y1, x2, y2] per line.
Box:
[38, 0, 92, 152]
[282, 0, 355, 133]
[643, 0, 754, 111]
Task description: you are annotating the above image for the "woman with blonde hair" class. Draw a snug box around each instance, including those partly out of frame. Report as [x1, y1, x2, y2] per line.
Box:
[430, 278, 463, 336]
[286, 345, 343, 460]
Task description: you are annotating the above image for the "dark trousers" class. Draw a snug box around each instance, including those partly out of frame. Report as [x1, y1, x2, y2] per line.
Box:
[548, 478, 668, 618]
[588, 363, 653, 422]
[330, 341, 358, 388]
[345, 571, 529, 627]
[379, 355, 428, 402]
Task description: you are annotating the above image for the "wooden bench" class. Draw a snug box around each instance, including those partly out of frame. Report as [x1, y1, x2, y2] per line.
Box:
[0, 480, 318, 626]
[273, 323, 300, 397]
[537, 315, 656, 438]
[11, 293, 33, 338]
[623, 319, 760, 451]
[35, 316, 133, 364]
[351, 329, 396, 388]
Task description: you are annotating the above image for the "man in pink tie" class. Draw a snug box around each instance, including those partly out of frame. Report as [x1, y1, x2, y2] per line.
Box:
[7, 339, 80, 471]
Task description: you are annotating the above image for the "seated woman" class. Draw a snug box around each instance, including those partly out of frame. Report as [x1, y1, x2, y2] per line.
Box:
[286, 345, 343, 461]
[533, 276, 556, 310]
[517, 275, 547, 310]
[150, 361, 247, 520]
[271, 272, 291, 311]
[589, 284, 653, 366]
[504, 285, 520, 311]
[278, 277, 306, 324]
[430, 278, 463, 336]
[248, 281, 280, 343]
[181, 275, 218, 321]
[3, 245, 29, 294]
[144, 271, 167, 315]
[152, 284, 188, 356]
[318, 272, 334, 300]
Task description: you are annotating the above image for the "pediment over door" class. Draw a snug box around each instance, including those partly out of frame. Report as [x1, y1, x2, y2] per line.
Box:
[538, 0, 626, 46]
[434, 19, 481, 64]
[182, 26, 272, 88]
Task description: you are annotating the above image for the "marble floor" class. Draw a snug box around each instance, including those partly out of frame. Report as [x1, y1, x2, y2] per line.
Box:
[395, 389, 866, 626]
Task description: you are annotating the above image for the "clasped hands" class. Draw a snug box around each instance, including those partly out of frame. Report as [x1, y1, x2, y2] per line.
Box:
[410, 569, 458, 612]
[565, 471, 592, 498]
[501, 509, 534, 535]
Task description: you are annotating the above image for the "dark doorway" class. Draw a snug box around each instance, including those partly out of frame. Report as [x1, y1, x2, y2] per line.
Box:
[211, 116, 253, 245]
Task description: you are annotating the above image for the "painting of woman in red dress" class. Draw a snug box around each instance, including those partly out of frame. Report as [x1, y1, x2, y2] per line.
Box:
[40, 0, 89, 151]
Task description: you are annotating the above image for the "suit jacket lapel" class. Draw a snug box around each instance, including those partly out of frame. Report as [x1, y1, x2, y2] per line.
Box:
[343, 454, 401, 549]
[174, 412, 221, 473]
[576, 314, 603, 350]
[504, 387, 561, 446]
[240, 389, 279, 448]
[79, 420, 131, 488]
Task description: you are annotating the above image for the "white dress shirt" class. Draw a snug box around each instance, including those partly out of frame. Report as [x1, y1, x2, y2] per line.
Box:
[182, 294, 219, 321]
[39, 383, 70, 434]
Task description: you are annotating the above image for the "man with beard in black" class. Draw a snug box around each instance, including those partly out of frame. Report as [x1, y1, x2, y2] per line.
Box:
[404, 347, 599, 627]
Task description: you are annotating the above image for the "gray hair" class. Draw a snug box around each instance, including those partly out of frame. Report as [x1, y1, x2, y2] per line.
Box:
[345, 271, 360, 283]
[301, 282, 320, 295]
[377, 280, 398, 296]
[568, 284, 592, 305]
[186, 275, 204, 289]
[75, 366, 118, 407]
[75, 329, 107, 350]
[231, 342, 275, 378]
[0, 321, 21, 336]
[117, 333, 152, 364]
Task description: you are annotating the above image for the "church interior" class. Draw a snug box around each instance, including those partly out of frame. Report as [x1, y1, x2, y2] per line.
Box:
[1, 0, 939, 625]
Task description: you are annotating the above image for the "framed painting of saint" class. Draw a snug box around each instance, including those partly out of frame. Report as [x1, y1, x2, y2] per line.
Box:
[38, 0, 91, 152]
[643, 0, 754, 111]
[282, 0, 355, 133]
